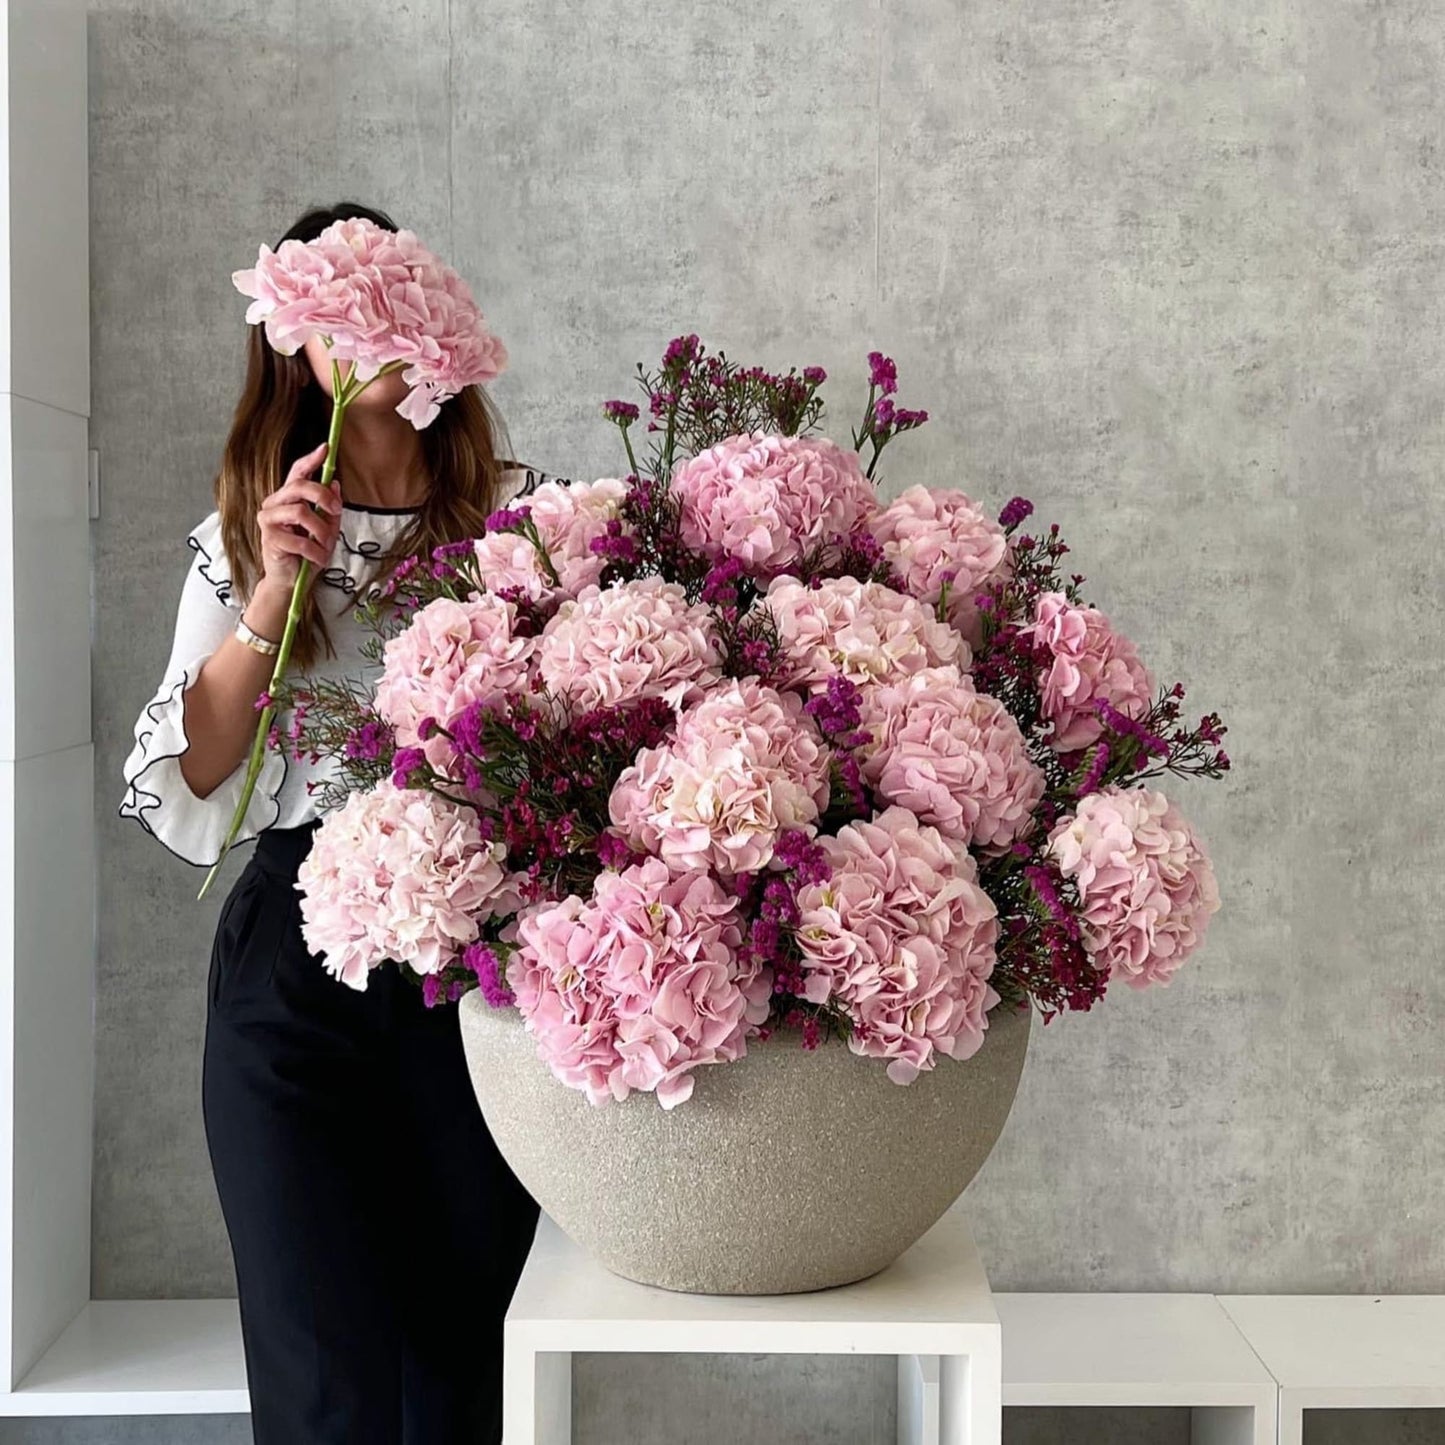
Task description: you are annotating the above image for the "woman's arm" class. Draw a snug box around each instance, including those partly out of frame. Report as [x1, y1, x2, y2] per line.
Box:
[178, 443, 342, 798]
[176, 576, 294, 798]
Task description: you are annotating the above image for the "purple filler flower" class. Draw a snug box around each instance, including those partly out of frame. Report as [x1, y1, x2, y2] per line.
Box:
[344, 718, 393, 762]
[484, 505, 533, 533]
[867, 351, 898, 396]
[464, 943, 516, 1008]
[602, 399, 641, 424]
[999, 496, 1034, 530]
[391, 746, 428, 788]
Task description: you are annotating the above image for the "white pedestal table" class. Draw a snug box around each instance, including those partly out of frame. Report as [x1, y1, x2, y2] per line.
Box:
[504, 1210, 1002, 1445]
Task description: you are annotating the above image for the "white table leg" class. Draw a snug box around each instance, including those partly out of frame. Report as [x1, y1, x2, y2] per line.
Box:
[941, 1342, 1001, 1445]
[503, 1333, 571, 1445]
[1190, 1404, 1275, 1445]
[898, 1354, 941, 1444]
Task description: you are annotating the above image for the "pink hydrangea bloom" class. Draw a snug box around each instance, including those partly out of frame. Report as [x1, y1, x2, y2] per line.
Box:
[537, 577, 722, 712]
[867, 485, 1011, 648]
[609, 680, 832, 875]
[766, 575, 966, 694]
[374, 593, 534, 769]
[670, 430, 877, 573]
[1023, 592, 1154, 751]
[794, 807, 1000, 1084]
[512, 858, 767, 1108]
[296, 780, 522, 990]
[233, 216, 507, 429]
[474, 477, 634, 600]
[858, 667, 1045, 852]
[1047, 786, 1220, 987]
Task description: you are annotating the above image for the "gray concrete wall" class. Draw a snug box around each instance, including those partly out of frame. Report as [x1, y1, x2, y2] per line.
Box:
[87, 0, 1444, 1440]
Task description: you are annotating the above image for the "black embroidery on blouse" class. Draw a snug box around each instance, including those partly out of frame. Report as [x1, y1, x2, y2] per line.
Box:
[319, 533, 389, 597]
[187, 532, 235, 606]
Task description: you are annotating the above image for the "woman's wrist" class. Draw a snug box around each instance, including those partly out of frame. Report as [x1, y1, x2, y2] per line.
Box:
[243, 577, 292, 643]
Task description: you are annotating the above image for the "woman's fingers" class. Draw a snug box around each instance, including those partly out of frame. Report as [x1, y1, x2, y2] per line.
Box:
[262, 444, 331, 509]
[284, 477, 344, 514]
[286, 441, 329, 483]
[262, 501, 338, 566]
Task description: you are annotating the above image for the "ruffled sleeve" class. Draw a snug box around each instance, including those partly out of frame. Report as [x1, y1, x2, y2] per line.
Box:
[118, 511, 288, 868]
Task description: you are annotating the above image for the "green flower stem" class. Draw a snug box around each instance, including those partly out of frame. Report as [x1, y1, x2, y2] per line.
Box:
[197, 384, 349, 900]
[620, 424, 640, 480]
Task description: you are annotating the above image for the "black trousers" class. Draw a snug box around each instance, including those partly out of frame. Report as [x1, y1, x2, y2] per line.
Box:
[202, 820, 539, 1444]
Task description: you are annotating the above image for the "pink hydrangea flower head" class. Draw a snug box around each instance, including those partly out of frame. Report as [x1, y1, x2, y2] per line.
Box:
[765, 575, 967, 694]
[1047, 785, 1220, 987]
[295, 780, 522, 990]
[794, 806, 1000, 1083]
[374, 593, 535, 769]
[868, 485, 1012, 648]
[537, 577, 723, 712]
[474, 477, 633, 600]
[858, 667, 1045, 851]
[670, 430, 877, 574]
[233, 216, 507, 429]
[609, 679, 832, 875]
[512, 858, 765, 1108]
[1023, 592, 1154, 751]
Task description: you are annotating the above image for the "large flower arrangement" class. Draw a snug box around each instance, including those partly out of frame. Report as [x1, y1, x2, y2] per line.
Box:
[273, 337, 1229, 1108]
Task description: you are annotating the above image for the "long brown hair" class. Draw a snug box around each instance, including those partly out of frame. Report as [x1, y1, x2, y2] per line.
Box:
[214, 202, 512, 670]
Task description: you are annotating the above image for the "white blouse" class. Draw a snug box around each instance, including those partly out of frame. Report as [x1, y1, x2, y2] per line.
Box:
[119, 465, 564, 868]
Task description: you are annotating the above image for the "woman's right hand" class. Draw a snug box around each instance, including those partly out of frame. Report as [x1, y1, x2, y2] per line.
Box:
[256, 441, 344, 593]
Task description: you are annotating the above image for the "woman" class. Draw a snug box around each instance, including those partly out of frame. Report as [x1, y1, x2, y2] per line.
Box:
[118, 202, 544, 1445]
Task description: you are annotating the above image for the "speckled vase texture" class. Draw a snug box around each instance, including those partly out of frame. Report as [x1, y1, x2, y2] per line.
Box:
[460, 997, 1032, 1295]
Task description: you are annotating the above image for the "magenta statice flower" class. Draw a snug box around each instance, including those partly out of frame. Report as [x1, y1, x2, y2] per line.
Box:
[484, 505, 532, 533]
[765, 575, 965, 694]
[858, 666, 1045, 852]
[998, 496, 1034, 531]
[344, 718, 394, 763]
[391, 746, 428, 788]
[670, 430, 877, 573]
[867, 351, 898, 395]
[1046, 786, 1220, 988]
[463, 942, 515, 1008]
[1023, 592, 1155, 751]
[803, 673, 870, 749]
[794, 806, 1000, 1083]
[608, 679, 831, 875]
[536, 577, 722, 712]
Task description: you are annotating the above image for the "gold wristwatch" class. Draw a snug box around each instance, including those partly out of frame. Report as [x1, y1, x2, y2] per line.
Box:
[235, 616, 281, 656]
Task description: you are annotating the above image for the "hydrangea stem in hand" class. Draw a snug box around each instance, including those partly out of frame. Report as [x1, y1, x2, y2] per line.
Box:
[197, 358, 395, 900]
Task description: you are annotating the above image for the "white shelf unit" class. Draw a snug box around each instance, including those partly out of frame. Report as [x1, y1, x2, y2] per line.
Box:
[5, 1301, 246, 1417]
[0, 0, 94, 1403]
[1220, 1295, 1445, 1445]
[996, 1293, 1276, 1445]
[505, 1212, 1003, 1445]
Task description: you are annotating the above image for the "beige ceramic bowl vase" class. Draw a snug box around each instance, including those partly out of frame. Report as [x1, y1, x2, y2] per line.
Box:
[459, 997, 1031, 1295]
